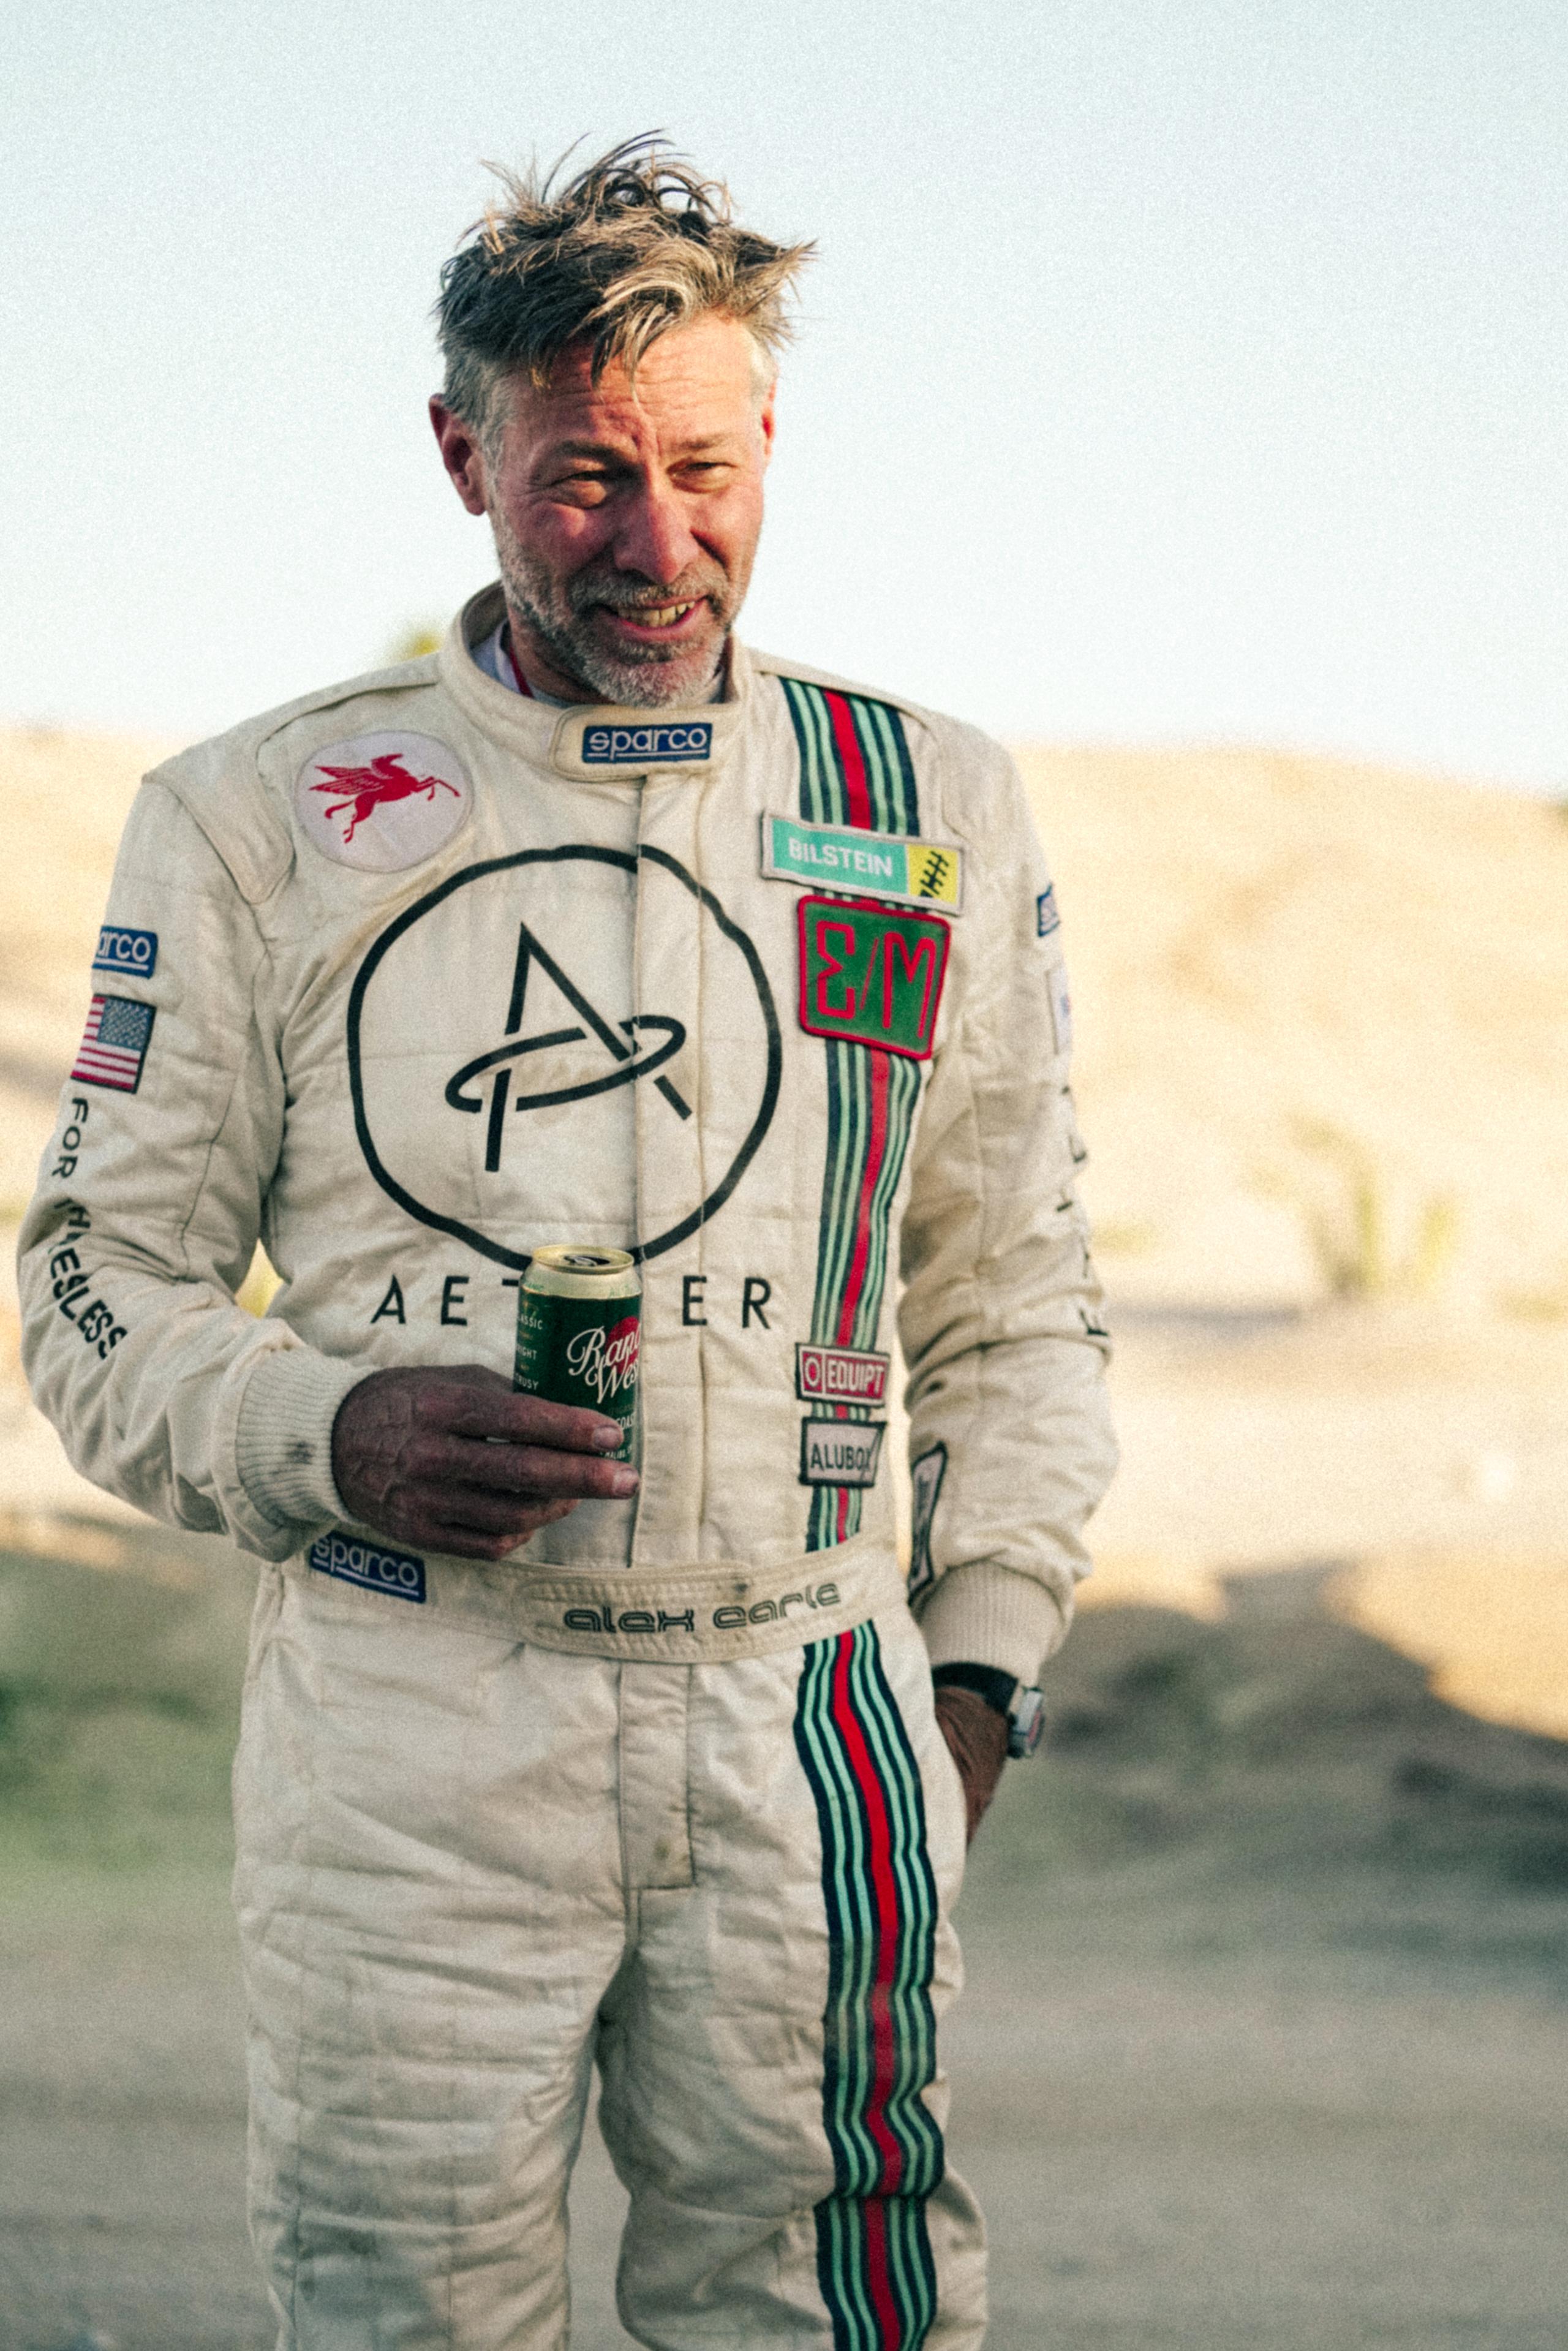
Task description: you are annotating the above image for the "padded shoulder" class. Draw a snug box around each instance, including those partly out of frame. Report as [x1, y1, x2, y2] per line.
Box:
[743, 645, 934, 731]
[146, 655, 439, 905]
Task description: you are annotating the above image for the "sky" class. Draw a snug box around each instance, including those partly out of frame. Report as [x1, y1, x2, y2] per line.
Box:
[4, 0, 1566, 785]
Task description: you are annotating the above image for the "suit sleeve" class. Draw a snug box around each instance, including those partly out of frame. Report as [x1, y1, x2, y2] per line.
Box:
[16, 776, 363, 1560]
[897, 739, 1117, 1683]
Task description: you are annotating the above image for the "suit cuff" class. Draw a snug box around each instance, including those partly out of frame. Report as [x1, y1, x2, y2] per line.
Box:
[913, 1563, 1068, 1686]
[233, 1343, 367, 1533]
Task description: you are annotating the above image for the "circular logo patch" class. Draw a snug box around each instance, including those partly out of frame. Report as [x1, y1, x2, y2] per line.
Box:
[296, 732, 471, 872]
[347, 845, 781, 1267]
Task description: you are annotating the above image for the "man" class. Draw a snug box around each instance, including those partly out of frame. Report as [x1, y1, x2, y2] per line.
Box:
[20, 141, 1115, 2349]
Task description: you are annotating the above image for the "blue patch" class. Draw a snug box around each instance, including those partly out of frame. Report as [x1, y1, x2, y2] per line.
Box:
[309, 1532, 426, 1603]
[1036, 886, 1060, 938]
[582, 721, 713, 767]
[93, 925, 158, 979]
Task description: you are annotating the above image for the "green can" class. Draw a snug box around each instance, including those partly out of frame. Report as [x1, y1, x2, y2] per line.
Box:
[513, 1245, 642, 1462]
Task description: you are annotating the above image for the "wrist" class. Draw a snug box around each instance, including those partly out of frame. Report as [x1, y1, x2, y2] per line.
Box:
[932, 1661, 1046, 1760]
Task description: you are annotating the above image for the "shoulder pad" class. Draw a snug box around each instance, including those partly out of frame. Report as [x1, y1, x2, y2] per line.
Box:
[146, 656, 439, 905]
[744, 646, 934, 733]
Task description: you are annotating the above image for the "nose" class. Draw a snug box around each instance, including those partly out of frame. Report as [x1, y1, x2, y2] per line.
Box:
[612, 477, 701, 585]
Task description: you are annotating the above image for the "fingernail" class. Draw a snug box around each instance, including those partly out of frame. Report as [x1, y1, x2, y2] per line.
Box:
[592, 1424, 624, 1450]
[611, 1466, 639, 1496]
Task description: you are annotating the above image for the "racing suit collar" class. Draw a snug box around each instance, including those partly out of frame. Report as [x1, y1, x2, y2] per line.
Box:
[440, 581, 749, 783]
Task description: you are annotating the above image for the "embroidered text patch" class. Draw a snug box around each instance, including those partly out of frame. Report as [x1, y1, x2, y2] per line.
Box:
[799, 1419, 886, 1487]
[309, 1533, 427, 1602]
[93, 926, 158, 979]
[797, 897, 950, 1059]
[796, 1342, 891, 1408]
[582, 721, 712, 766]
[763, 815, 962, 911]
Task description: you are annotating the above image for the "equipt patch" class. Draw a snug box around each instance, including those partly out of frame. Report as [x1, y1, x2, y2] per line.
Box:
[793, 1622, 943, 2345]
[796, 1342, 891, 1408]
[1036, 885, 1060, 937]
[782, 675, 928, 1555]
[797, 898, 950, 1060]
[296, 733, 470, 872]
[907, 1444, 948, 1602]
[309, 1533, 426, 1603]
[93, 926, 157, 979]
[763, 815, 963, 912]
[581, 720, 712, 766]
[71, 995, 154, 1093]
[800, 1419, 886, 1487]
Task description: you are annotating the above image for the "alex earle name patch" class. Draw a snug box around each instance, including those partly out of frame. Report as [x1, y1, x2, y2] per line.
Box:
[763, 815, 963, 911]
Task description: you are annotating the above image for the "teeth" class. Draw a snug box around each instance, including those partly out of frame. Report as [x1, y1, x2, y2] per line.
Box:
[621, 602, 694, 628]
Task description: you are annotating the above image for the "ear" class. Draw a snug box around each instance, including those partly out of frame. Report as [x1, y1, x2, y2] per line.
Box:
[757, 380, 777, 469]
[429, 397, 490, 517]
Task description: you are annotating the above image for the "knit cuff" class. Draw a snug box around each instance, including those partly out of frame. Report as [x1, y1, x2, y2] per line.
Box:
[233, 1345, 368, 1533]
[913, 1563, 1068, 1686]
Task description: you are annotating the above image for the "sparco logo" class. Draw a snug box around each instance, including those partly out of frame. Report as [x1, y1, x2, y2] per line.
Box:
[567, 1315, 639, 1404]
[309, 1533, 427, 1603]
[582, 722, 713, 766]
[349, 846, 780, 1270]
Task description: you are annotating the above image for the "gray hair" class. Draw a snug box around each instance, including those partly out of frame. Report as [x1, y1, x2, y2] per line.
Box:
[435, 135, 813, 442]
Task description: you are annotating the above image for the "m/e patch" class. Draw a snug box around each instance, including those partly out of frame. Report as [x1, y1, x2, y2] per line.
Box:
[797, 897, 950, 1059]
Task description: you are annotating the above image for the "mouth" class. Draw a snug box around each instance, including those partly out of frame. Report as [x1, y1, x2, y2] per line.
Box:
[595, 598, 709, 641]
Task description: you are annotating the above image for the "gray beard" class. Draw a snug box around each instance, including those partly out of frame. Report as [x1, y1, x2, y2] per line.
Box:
[491, 518, 735, 709]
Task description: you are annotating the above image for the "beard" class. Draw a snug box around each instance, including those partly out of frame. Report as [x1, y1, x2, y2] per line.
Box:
[491, 510, 744, 709]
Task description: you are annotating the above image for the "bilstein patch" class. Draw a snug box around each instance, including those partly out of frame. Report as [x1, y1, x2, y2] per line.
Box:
[799, 1419, 886, 1488]
[763, 815, 963, 911]
[309, 1533, 427, 1603]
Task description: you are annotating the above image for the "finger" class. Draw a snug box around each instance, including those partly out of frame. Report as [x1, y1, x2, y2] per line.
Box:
[428, 1383, 627, 1455]
[445, 1442, 639, 1501]
[427, 1489, 581, 1542]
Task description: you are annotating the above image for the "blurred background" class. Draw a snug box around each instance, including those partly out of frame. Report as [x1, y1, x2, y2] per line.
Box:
[4, 6, 1567, 2346]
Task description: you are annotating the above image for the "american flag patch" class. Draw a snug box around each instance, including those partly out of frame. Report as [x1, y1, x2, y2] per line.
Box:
[72, 995, 155, 1093]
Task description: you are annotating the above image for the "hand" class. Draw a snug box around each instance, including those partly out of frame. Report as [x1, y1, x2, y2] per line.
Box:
[331, 1365, 636, 1561]
[933, 1686, 1009, 1845]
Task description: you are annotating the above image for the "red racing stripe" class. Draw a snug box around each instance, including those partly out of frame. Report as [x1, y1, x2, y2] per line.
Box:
[825, 690, 875, 830]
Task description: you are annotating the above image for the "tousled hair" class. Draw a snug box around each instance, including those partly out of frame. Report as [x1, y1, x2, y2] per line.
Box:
[435, 134, 813, 438]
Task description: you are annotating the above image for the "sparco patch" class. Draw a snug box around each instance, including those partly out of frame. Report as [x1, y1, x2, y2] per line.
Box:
[907, 1443, 948, 1600]
[296, 733, 471, 872]
[797, 897, 950, 1059]
[796, 1342, 891, 1408]
[582, 721, 712, 767]
[309, 1533, 427, 1602]
[799, 1419, 886, 1487]
[93, 926, 158, 979]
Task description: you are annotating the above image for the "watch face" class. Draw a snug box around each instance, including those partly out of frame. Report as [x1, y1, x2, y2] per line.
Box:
[1009, 1687, 1047, 1759]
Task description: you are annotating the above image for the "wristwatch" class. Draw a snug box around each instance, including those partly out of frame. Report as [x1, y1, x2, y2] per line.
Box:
[930, 1662, 1047, 1760]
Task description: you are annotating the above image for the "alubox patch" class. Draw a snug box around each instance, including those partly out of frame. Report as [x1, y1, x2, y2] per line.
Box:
[309, 1532, 427, 1603]
[763, 814, 963, 911]
[799, 1418, 886, 1487]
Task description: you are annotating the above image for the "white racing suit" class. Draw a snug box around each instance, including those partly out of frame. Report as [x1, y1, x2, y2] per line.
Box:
[19, 584, 1117, 2349]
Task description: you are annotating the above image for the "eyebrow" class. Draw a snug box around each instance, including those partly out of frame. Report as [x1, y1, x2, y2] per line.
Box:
[546, 433, 737, 463]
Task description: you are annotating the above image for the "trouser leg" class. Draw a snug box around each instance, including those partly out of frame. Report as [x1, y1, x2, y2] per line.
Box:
[600, 1606, 987, 2349]
[232, 1575, 628, 2350]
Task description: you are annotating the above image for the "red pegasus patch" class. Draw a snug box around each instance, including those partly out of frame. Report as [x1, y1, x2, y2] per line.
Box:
[311, 753, 461, 842]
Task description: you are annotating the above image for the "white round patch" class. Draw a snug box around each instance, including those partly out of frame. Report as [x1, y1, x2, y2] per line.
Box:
[295, 732, 471, 872]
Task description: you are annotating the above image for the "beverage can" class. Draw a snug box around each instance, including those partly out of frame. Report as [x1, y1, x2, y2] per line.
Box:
[513, 1245, 642, 1462]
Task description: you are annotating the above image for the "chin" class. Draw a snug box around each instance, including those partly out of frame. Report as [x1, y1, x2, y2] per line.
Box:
[582, 641, 725, 710]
